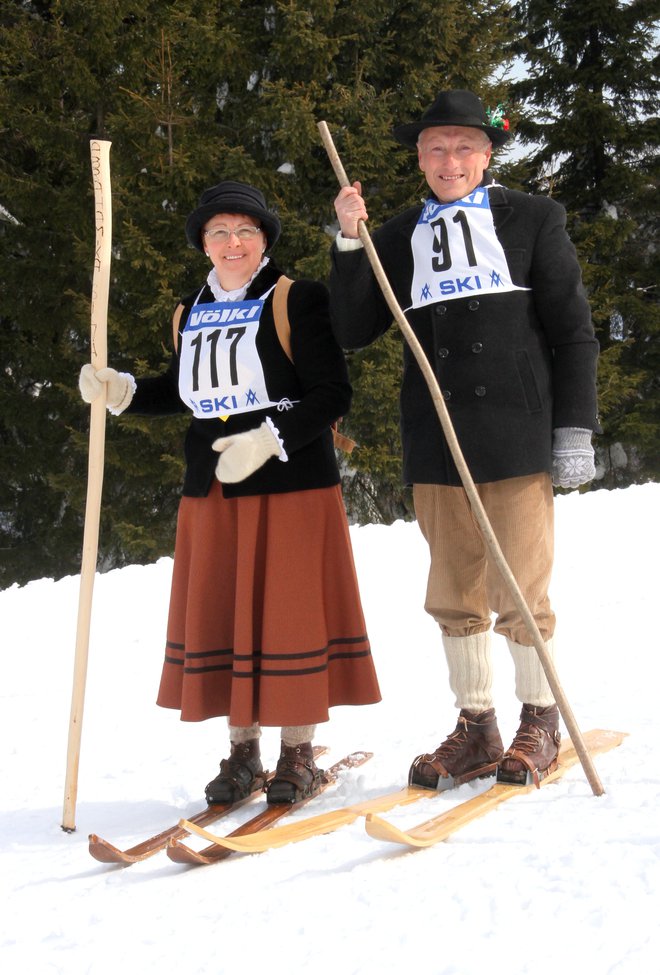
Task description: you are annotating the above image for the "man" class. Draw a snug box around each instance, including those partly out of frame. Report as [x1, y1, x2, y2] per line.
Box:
[328, 90, 599, 789]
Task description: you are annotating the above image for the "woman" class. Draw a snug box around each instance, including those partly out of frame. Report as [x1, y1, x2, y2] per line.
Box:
[80, 180, 381, 804]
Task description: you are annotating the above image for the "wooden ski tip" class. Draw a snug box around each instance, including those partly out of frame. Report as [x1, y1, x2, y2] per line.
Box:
[88, 834, 128, 863]
[166, 837, 220, 865]
[364, 813, 435, 848]
[177, 818, 275, 852]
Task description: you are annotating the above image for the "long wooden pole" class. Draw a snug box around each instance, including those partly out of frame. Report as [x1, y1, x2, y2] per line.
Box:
[318, 120, 604, 797]
[62, 140, 112, 831]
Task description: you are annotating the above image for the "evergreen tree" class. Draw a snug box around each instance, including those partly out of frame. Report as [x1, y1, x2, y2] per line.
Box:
[0, 0, 516, 587]
[503, 0, 660, 487]
[0, 0, 196, 585]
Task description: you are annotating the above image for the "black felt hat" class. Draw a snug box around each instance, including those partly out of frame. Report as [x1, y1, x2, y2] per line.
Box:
[185, 180, 281, 252]
[393, 90, 511, 149]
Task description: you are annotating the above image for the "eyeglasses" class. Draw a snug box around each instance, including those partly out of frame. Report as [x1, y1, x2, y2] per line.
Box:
[203, 226, 263, 243]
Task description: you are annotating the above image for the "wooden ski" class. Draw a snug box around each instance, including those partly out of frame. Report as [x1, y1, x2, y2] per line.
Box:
[176, 783, 433, 855]
[89, 786, 267, 864]
[89, 745, 329, 863]
[169, 750, 374, 864]
[365, 729, 627, 848]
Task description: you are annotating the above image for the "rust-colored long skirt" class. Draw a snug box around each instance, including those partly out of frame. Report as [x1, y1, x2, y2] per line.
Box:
[157, 481, 381, 725]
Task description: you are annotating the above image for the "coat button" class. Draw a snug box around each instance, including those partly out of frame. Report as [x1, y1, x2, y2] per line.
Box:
[437, 347, 449, 358]
[471, 342, 483, 353]
[442, 389, 452, 401]
[475, 386, 486, 397]
[468, 300, 480, 311]
[434, 304, 448, 316]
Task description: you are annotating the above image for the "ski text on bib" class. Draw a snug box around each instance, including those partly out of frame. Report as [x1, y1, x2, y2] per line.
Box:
[178, 299, 279, 418]
[408, 188, 528, 310]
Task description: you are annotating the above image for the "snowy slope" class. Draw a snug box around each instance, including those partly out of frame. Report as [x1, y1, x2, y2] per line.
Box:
[2, 484, 659, 975]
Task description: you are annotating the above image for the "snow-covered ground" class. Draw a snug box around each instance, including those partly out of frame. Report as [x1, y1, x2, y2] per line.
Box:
[2, 483, 658, 975]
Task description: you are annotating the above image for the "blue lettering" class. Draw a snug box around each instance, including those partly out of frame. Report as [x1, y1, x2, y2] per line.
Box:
[188, 300, 263, 330]
[438, 275, 486, 296]
[196, 396, 239, 413]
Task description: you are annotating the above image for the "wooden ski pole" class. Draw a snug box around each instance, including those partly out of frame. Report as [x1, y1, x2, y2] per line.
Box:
[318, 120, 604, 797]
[62, 140, 112, 831]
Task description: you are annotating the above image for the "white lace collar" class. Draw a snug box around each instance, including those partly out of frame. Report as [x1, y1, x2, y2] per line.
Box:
[206, 257, 270, 302]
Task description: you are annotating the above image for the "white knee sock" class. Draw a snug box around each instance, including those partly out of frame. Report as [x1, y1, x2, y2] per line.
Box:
[228, 722, 261, 744]
[442, 632, 494, 712]
[507, 637, 555, 707]
[281, 725, 316, 747]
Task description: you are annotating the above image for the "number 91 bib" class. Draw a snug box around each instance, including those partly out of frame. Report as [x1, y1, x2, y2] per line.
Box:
[178, 295, 279, 418]
[407, 187, 529, 310]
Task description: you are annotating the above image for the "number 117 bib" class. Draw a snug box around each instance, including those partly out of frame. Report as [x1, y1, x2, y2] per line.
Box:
[178, 296, 279, 419]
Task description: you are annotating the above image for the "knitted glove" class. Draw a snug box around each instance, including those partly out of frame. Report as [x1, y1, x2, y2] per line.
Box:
[552, 427, 595, 489]
[212, 422, 281, 483]
[79, 364, 135, 415]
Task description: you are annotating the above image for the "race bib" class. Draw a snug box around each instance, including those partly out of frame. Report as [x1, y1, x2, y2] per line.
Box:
[407, 187, 528, 310]
[178, 297, 280, 418]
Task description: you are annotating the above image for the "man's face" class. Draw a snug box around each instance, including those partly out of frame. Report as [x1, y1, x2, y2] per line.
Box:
[417, 126, 492, 203]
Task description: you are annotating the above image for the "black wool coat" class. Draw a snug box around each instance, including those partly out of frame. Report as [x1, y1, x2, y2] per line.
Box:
[125, 263, 351, 498]
[329, 181, 600, 486]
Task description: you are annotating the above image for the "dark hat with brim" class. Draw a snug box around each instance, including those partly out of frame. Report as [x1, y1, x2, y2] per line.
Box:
[185, 180, 281, 252]
[393, 89, 511, 149]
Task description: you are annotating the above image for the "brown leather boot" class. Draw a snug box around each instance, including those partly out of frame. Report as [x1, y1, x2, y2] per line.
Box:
[409, 708, 505, 791]
[205, 739, 265, 804]
[266, 741, 324, 805]
[497, 704, 561, 787]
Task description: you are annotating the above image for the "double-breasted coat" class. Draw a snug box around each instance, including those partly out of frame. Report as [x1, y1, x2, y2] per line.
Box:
[329, 179, 600, 487]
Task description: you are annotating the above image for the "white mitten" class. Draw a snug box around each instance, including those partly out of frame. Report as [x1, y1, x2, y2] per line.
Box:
[552, 427, 595, 489]
[79, 364, 135, 414]
[212, 422, 281, 483]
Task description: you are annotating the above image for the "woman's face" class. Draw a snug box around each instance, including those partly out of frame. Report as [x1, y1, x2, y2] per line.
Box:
[202, 212, 266, 290]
